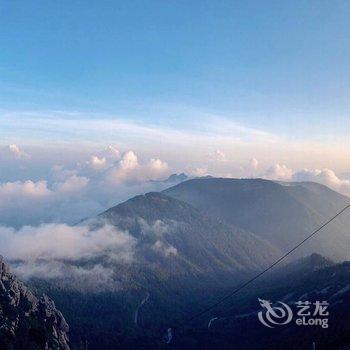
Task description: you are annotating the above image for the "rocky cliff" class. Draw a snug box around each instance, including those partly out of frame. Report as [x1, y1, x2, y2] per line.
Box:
[0, 256, 70, 350]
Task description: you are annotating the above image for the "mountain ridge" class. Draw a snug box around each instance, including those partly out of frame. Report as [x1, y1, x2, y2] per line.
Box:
[98, 191, 281, 275]
[164, 177, 350, 261]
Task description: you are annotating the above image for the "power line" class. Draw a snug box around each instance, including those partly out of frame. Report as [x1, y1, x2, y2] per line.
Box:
[175, 203, 350, 329]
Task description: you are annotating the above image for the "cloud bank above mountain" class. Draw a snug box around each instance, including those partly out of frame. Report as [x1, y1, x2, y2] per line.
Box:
[263, 164, 350, 196]
[0, 143, 350, 229]
[0, 145, 173, 227]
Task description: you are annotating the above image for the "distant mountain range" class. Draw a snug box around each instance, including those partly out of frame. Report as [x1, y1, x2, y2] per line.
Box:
[98, 191, 280, 276]
[150, 173, 189, 185]
[164, 178, 350, 260]
[4, 177, 350, 349]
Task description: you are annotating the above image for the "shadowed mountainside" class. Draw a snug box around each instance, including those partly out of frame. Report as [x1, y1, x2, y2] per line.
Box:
[164, 178, 350, 260]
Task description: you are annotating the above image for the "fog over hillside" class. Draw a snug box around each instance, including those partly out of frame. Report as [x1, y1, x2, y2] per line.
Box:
[1, 177, 349, 287]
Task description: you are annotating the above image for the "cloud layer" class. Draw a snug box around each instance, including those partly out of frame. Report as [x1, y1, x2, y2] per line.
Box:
[0, 219, 180, 290]
[1, 144, 350, 230]
[0, 223, 137, 290]
[0, 145, 174, 227]
[0, 224, 135, 263]
[260, 163, 350, 196]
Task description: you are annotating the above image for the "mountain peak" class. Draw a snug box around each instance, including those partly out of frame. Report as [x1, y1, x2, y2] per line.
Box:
[299, 253, 334, 270]
[164, 177, 350, 260]
[166, 173, 188, 183]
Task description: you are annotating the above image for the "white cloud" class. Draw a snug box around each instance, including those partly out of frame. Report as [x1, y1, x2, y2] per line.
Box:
[249, 158, 259, 170]
[13, 261, 116, 290]
[190, 167, 208, 177]
[215, 149, 226, 161]
[106, 151, 169, 184]
[152, 240, 178, 257]
[53, 175, 89, 193]
[0, 180, 52, 198]
[0, 178, 95, 227]
[0, 148, 175, 227]
[52, 165, 78, 181]
[105, 150, 136, 179]
[119, 150, 138, 171]
[292, 168, 350, 195]
[261, 163, 350, 196]
[0, 111, 279, 148]
[0, 223, 135, 262]
[103, 145, 120, 160]
[0, 220, 179, 289]
[7, 144, 30, 159]
[89, 155, 107, 170]
[263, 163, 293, 181]
[146, 158, 168, 179]
[86, 146, 120, 171]
[138, 219, 170, 238]
[138, 219, 178, 257]
[148, 158, 168, 172]
[0, 176, 89, 202]
[106, 151, 139, 183]
[0, 223, 136, 285]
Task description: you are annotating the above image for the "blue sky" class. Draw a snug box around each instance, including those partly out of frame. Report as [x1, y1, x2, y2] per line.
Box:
[1, 1, 350, 132]
[1, 1, 350, 173]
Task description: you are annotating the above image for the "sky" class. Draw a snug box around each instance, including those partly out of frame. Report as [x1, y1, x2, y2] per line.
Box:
[1, 1, 350, 133]
[1, 1, 350, 228]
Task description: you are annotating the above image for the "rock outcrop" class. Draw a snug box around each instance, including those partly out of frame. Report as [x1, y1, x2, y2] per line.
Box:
[0, 256, 70, 350]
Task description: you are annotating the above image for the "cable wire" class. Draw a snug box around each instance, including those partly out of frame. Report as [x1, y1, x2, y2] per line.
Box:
[178, 203, 350, 327]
